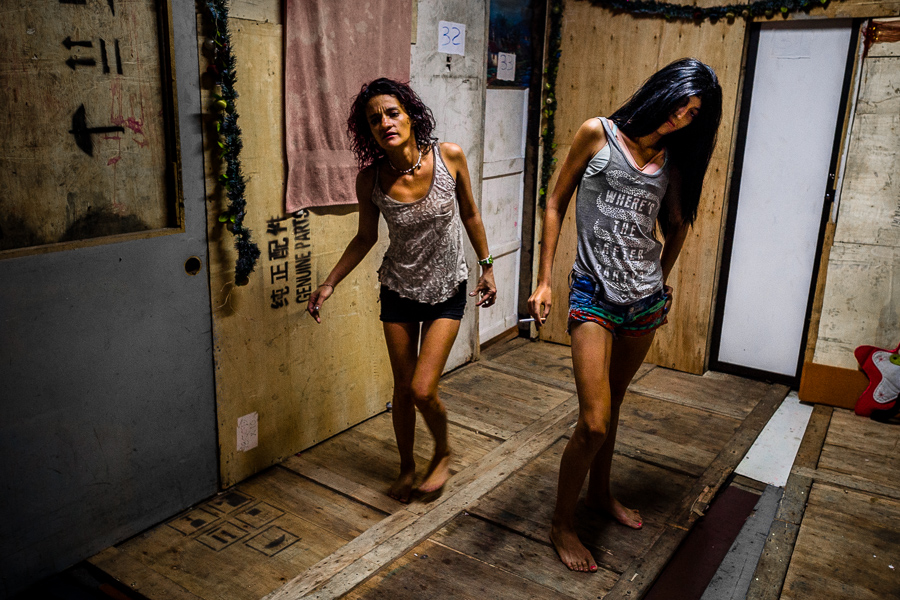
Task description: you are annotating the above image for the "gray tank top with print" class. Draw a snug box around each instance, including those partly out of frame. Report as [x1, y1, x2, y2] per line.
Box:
[371, 143, 469, 304]
[573, 118, 670, 305]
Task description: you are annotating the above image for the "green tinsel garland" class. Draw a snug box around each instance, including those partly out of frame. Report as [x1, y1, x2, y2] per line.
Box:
[206, 0, 260, 284]
[582, 0, 835, 22]
[538, 0, 564, 207]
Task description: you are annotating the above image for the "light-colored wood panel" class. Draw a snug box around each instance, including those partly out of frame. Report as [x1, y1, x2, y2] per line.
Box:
[231, 0, 282, 24]
[815, 0, 900, 19]
[200, 18, 393, 487]
[805, 221, 837, 364]
[1, 0, 174, 254]
[781, 483, 900, 600]
[833, 114, 900, 248]
[649, 18, 746, 373]
[813, 242, 900, 369]
[540, 2, 746, 374]
[856, 57, 900, 114]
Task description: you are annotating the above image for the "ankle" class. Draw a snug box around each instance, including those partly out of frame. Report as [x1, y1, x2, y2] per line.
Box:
[433, 447, 451, 460]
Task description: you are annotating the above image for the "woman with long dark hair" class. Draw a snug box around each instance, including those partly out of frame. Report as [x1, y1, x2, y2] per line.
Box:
[308, 78, 497, 503]
[527, 58, 722, 572]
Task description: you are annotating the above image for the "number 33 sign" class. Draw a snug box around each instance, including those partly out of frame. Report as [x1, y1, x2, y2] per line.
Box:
[438, 21, 466, 56]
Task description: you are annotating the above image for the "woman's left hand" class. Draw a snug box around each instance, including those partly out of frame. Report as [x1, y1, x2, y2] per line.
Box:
[471, 269, 497, 308]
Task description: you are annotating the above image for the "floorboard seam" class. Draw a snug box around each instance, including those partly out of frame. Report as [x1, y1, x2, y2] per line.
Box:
[261, 397, 579, 600]
[478, 359, 578, 392]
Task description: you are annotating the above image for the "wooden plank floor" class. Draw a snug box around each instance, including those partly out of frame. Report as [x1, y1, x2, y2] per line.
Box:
[89, 338, 788, 599]
[748, 407, 900, 600]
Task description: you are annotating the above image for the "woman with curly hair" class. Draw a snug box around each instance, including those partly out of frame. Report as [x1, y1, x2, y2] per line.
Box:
[308, 78, 497, 502]
[527, 58, 723, 572]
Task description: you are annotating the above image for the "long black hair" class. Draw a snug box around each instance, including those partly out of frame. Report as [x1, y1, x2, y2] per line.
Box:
[610, 58, 722, 230]
[347, 78, 437, 170]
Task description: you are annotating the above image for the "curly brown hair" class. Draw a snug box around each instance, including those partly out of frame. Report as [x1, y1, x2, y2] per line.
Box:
[346, 78, 436, 170]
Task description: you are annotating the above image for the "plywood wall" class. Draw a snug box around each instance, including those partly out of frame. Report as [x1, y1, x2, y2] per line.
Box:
[201, 0, 490, 487]
[539, 1, 746, 374]
[199, 9, 393, 488]
[812, 22, 900, 369]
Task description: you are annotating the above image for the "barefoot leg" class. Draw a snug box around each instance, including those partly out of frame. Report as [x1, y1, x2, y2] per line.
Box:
[383, 321, 422, 503]
[413, 318, 460, 494]
[585, 332, 656, 528]
[551, 321, 615, 573]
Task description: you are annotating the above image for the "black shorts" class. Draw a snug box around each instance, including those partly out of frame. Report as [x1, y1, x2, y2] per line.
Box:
[379, 283, 467, 323]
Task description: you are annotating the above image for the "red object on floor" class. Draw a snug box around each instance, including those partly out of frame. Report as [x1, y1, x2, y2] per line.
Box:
[854, 342, 900, 420]
[644, 485, 760, 600]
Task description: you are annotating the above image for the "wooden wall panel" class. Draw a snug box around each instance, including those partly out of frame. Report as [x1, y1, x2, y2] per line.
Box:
[540, 0, 746, 374]
[817, 0, 900, 18]
[831, 113, 900, 248]
[813, 44, 900, 371]
[200, 16, 392, 487]
[813, 243, 900, 368]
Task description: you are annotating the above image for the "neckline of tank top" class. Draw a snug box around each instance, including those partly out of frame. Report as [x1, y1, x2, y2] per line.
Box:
[601, 117, 668, 178]
[376, 143, 442, 205]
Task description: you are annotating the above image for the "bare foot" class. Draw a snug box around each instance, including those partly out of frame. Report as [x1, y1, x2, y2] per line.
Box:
[417, 451, 451, 493]
[388, 469, 416, 503]
[585, 495, 643, 529]
[550, 524, 598, 573]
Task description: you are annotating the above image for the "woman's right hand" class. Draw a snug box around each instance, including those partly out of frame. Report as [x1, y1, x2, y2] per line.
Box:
[307, 284, 334, 324]
[527, 283, 552, 327]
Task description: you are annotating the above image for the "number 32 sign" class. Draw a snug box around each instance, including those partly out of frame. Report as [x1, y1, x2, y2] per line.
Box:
[438, 21, 466, 56]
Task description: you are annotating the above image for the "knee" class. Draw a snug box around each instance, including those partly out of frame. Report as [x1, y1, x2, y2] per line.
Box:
[410, 384, 441, 412]
[575, 415, 610, 451]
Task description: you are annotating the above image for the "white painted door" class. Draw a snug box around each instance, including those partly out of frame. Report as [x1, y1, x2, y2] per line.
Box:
[716, 21, 853, 377]
[480, 88, 528, 343]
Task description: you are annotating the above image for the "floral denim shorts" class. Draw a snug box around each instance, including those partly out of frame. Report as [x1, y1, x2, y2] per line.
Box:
[567, 273, 671, 338]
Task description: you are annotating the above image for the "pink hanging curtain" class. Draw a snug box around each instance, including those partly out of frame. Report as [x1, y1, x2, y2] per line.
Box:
[284, 0, 412, 211]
